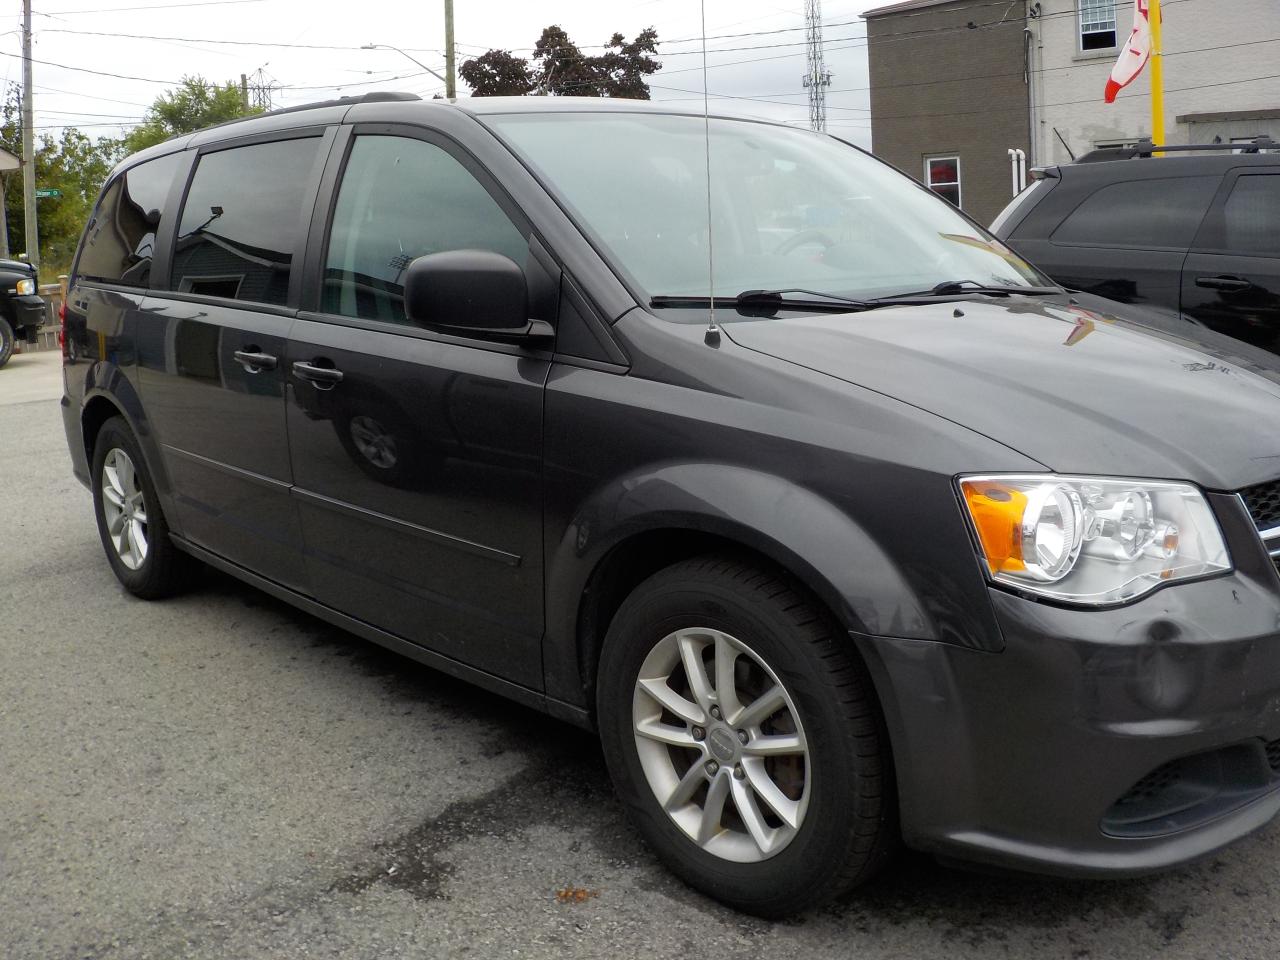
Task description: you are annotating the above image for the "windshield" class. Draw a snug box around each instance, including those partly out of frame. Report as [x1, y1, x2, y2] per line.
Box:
[487, 112, 1046, 303]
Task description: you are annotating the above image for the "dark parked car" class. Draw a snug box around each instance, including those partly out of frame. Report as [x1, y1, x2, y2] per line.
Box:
[62, 95, 1280, 917]
[0, 257, 45, 368]
[992, 139, 1280, 352]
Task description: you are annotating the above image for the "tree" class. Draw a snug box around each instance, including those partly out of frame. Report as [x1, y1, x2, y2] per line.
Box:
[0, 83, 121, 271]
[0, 74, 258, 272]
[122, 76, 260, 154]
[460, 25, 661, 99]
[459, 50, 535, 97]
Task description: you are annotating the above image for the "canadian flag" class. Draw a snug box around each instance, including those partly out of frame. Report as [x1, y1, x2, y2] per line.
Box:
[1105, 0, 1152, 104]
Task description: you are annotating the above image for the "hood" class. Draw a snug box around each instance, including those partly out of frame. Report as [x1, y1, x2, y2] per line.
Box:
[0, 258, 36, 276]
[722, 297, 1280, 491]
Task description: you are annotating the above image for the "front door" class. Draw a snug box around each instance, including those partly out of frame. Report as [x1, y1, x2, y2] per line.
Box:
[1182, 169, 1280, 353]
[285, 130, 550, 687]
[137, 133, 330, 593]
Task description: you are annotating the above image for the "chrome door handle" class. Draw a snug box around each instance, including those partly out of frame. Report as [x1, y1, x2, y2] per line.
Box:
[232, 348, 278, 372]
[292, 360, 344, 387]
[1195, 275, 1253, 292]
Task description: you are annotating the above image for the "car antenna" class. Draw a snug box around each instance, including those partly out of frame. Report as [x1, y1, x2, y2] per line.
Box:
[699, 0, 720, 347]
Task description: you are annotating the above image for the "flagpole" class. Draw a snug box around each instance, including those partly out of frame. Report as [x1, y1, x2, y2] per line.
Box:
[1149, 0, 1166, 151]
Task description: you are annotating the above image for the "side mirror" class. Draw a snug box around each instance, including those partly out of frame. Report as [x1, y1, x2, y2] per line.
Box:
[403, 250, 552, 343]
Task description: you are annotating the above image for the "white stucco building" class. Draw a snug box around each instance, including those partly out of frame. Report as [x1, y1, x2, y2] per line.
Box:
[1029, 0, 1280, 164]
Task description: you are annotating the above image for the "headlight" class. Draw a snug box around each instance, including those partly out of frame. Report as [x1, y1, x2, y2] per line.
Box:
[14, 278, 33, 295]
[959, 474, 1230, 605]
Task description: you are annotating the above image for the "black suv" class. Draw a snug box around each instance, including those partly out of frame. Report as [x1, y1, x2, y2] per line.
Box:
[62, 95, 1280, 916]
[992, 139, 1280, 352]
[0, 256, 45, 368]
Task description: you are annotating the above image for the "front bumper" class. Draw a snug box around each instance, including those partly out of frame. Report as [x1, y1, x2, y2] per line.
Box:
[858, 495, 1280, 878]
[7, 293, 46, 337]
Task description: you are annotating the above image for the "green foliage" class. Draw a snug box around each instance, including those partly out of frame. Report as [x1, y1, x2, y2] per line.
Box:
[121, 75, 260, 154]
[0, 83, 122, 273]
[461, 25, 661, 99]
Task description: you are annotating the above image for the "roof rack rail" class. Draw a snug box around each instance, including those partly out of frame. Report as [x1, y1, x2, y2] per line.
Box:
[1077, 135, 1277, 163]
[186, 91, 424, 139]
[261, 90, 422, 119]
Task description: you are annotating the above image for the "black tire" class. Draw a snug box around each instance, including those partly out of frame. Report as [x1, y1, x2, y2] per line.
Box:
[91, 416, 200, 598]
[0, 316, 14, 370]
[596, 555, 895, 917]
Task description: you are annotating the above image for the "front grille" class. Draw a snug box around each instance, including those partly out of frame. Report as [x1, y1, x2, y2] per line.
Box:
[1113, 760, 1182, 808]
[1241, 479, 1280, 531]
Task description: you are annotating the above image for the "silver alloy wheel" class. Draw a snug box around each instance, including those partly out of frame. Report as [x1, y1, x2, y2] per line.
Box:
[349, 416, 398, 469]
[632, 627, 810, 863]
[101, 447, 149, 570]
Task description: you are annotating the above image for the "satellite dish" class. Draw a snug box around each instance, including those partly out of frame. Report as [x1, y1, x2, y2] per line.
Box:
[0, 147, 19, 174]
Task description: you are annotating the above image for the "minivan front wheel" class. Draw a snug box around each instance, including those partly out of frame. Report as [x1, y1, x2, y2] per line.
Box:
[91, 416, 199, 598]
[597, 555, 894, 917]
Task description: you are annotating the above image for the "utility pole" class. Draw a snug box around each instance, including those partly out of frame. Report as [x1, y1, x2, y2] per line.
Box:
[21, 0, 38, 268]
[240, 73, 249, 112]
[443, 0, 456, 98]
[801, 0, 832, 133]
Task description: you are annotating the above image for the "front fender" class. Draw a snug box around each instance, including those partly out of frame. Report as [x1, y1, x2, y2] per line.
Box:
[544, 460, 934, 707]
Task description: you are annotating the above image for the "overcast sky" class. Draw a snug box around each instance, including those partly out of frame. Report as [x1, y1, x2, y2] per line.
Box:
[0, 0, 873, 148]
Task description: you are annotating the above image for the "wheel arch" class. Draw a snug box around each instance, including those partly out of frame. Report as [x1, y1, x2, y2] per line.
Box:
[80, 375, 179, 526]
[543, 461, 934, 713]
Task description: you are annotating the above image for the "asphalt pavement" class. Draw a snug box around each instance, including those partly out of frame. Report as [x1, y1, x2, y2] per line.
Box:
[3, 350, 1279, 959]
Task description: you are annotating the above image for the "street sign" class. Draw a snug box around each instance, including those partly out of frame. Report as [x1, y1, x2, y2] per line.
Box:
[34, 188, 61, 198]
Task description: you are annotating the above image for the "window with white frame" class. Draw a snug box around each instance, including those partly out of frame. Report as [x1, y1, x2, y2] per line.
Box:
[924, 156, 961, 207]
[1079, 0, 1118, 51]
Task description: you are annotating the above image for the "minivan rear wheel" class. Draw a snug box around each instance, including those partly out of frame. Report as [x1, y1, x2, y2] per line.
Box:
[91, 416, 199, 598]
[596, 555, 895, 917]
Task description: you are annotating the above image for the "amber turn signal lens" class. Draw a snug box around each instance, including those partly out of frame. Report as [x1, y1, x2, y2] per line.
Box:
[961, 480, 1027, 574]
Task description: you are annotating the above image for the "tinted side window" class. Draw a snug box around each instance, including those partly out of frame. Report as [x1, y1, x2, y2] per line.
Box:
[1051, 176, 1219, 249]
[171, 137, 321, 305]
[1221, 175, 1280, 257]
[322, 135, 527, 323]
[76, 152, 184, 287]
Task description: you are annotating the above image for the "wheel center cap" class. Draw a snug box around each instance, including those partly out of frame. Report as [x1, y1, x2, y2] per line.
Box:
[707, 726, 739, 764]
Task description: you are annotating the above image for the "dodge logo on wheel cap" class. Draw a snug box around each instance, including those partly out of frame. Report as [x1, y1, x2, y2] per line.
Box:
[708, 727, 738, 764]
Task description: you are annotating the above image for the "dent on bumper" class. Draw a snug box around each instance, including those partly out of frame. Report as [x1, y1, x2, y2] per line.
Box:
[855, 569, 1280, 878]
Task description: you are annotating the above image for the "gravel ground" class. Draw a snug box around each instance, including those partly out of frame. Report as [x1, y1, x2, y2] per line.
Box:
[3, 351, 1280, 959]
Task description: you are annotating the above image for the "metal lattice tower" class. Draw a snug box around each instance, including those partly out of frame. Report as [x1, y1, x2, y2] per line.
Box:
[247, 68, 276, 111]
[801, 0, 832, 132]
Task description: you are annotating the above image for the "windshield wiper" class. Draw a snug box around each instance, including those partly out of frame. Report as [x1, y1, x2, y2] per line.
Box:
[875, 280, 1064, 301]
[650, 288, 871, 317]
[649, 281, 1065, 317]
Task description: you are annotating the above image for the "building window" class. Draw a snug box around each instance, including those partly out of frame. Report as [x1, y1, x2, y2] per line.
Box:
[924, 156, 961, 207]
[1079, 0, 1117, 51]
[1094, 139, 1140, 151]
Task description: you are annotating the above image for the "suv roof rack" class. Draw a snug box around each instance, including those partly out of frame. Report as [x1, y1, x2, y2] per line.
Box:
[1077, 135, 1277, 163]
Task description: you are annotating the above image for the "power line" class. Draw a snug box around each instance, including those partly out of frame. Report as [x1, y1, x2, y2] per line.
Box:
[33, 83, 151, 107]
[39, 28, 443, 52]
[0, 47, 179, 83]
[36, 0, 266, 13]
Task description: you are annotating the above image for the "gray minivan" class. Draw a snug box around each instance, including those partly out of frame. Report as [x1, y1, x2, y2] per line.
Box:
[62, 93, 1280, 916]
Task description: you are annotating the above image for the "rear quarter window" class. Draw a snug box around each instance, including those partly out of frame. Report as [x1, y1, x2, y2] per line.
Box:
[1050, 175, 1220, 249]
[76, 151, 185, 287]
